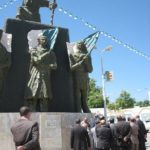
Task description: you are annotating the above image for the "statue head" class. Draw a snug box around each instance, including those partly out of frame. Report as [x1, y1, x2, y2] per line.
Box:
[37, 35, 48, 47]
[76, 41, 85, 50]
[73, 41, 88, 54]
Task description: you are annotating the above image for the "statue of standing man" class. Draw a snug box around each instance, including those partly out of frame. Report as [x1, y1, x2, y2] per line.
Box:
[16, 0, 57, 22]
[25, 35, 57, 112]
[0, 30, 11, 95]
[69, 41, 93, 112]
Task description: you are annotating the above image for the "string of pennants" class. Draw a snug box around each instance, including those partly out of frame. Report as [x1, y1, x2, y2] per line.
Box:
[58, 7, 150, 61]
[0, 0, 19, 10]
[0, 1, 150, 61]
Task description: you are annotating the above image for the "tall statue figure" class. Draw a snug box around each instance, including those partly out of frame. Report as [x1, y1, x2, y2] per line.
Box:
[0, 30, 11, 95]
[70, 41, 93, 112]
[25, 35, 57, 112]
[16, 0, 57, 22]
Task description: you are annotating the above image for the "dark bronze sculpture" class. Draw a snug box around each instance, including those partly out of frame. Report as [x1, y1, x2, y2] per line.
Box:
[16, 0, 57, 22]
[1, 18, 74, 112]
[0, 30, 11, 95]
[0, 1, 99, 112]
[69, 41, 93, 112]
[25, 35, 57, 112]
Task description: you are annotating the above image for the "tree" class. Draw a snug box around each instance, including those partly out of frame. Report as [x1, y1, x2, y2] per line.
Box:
[115, 91, 135, 109]
[107, 102, 120, 110]
[136, 100, 150, 107]
[142, 100, 150, 107]
[88, 78, 109, 108]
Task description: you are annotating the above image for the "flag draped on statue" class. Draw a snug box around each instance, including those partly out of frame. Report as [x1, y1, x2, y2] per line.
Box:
[43, 28, 59, 50]
[28, 28, 59, 50]
[66, 31, 100, 62]
[25, 28, 59, 100]
[83, 31, 100, 52]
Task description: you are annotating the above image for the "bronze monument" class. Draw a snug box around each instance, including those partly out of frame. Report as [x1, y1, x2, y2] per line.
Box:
[25, 35, 57, 111]
[68, 41, 93, 112]
[16, 0, 57, 22]
[0, 0, 100, 112]
[0, 30, 11, 95]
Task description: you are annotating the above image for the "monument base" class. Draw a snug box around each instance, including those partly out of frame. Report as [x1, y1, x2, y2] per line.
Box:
[0, 113, 93, 150]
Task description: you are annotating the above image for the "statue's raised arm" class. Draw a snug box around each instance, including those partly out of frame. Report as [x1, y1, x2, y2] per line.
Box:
[16, 0, 57, 23]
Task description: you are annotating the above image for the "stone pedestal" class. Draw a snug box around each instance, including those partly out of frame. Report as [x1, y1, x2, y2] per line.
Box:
[0, 113, 93, 150]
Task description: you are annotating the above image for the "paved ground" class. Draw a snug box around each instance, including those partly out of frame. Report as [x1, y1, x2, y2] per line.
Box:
[146, 132, 150, 150]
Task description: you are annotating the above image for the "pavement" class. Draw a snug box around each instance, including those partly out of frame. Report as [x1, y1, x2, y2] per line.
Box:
[146, 132, 150, 150]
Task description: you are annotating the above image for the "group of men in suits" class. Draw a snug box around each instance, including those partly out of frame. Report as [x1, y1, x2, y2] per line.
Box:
[70, 116, 112, 150]
[70, 114, 147, 150]
[11, 107, 147, 150]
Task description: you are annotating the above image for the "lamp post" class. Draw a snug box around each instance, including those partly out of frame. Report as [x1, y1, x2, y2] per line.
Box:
[144, 88, 150, 102]
[148, 90, 150, 102]
[100, 46, 112, 120]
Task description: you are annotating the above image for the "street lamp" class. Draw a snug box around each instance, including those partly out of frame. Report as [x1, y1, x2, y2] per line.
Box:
[100, 45, 112, 120]
[148, 90, 150, 102]
[144, 88, 150, 103]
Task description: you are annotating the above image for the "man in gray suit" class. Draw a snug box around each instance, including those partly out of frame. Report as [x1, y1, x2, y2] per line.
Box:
[11, 106, 41, 150]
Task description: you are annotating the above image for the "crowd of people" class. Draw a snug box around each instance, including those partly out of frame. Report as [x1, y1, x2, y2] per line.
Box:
[71, 114, 148, 150]
[10, 106, 148, 150]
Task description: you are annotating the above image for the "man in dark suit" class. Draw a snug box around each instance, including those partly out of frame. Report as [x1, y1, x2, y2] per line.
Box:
[95, 119, 112, 150]
[115, 115, 131, 150]
[11, 106, 41, 150]
[109, 118, 117, 150]
[71, 119, 91, 150]
[136, 115, 147, 150]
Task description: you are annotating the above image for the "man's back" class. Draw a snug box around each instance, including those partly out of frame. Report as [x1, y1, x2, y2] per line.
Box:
[11, 119, 41, 150]
[136, 119, 146, 150]
[96, 124, 112, 149]
[116, 121, 130, 137]
[136, 119, 146, 137]
[130, 122, 139, 144]
[110, 123, 116, 138]
[71, 125, 91, 150]
[115, 121, 131, 150]
[91, 126, 98, 147]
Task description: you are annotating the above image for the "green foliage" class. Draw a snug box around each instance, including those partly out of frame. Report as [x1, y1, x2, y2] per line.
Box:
[108, 91, 135, 110]
[88, 78, 109, 108]
[88, 79, 139, 110]
[107, 102, 119, 110]
[115, 90, 135, 109]
[135, 100, 150, 107]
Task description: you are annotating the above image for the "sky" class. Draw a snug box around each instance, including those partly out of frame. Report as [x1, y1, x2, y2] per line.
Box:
[0, 0, 150, 102]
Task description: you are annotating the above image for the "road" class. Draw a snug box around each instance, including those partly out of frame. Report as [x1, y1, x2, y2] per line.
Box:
[146, 132, 150, 150]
